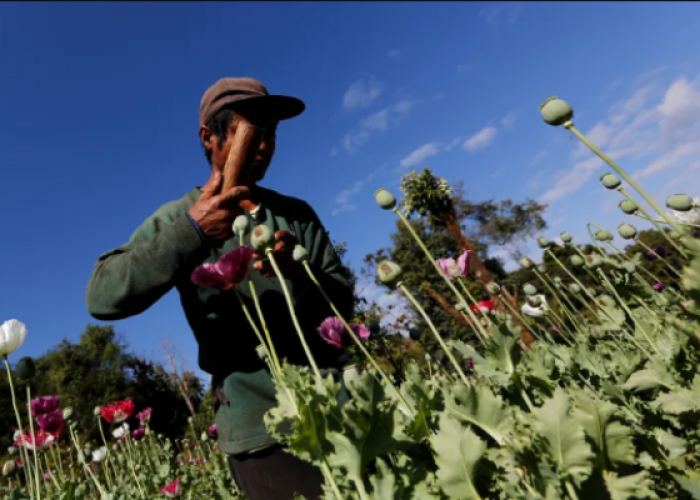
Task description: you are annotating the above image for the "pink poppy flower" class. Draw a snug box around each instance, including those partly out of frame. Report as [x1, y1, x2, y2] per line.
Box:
[160, 478, 181, 498]
[191, 246, 255, 290]
[437, 251, 471, 280]
[137, 408, 152, 426]
[208, 424, 218, 438]
[15, 429, 58, 451]
[35, 409, 65, 434]
[317, 317, 370, 349]
[653, 281, 665, 292]
[131, 428, 145, 441]
[30, 396, 60, 416]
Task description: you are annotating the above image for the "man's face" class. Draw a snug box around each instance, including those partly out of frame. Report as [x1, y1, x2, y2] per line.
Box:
[200, 112, 278, 184]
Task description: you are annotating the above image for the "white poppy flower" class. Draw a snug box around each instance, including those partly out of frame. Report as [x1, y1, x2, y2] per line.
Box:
[92, 446, 107, 463]
[521, 295, 549, 318]
[112, 423, 129, 439]
[0, 320, 28, 357]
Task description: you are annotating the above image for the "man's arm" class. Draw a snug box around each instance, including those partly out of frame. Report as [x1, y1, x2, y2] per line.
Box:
[85, 207, 209, 321]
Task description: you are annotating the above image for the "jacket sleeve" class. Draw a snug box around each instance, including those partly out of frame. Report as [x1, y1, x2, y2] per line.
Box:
[296, 204, 355, 320]
[85, 205, 210, 321]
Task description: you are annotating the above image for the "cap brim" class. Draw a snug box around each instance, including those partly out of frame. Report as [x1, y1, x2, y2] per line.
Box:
[226, 94, 305, 121]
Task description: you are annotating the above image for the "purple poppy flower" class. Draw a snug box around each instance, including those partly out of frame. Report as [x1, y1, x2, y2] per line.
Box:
[131, 428, 145, 441]
[35, 409, 64, 433]
[317, 317, 371, 349]
[208, 424, 218, 438]
[653, 281, 665, 292]
[30, 396, 60, 416]
[191, 246, 255, 290]
[437, 251, 471, 280]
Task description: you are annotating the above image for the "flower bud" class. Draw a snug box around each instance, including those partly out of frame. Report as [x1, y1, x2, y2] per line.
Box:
[187, 417, 194, 424]
[600, 173, 621, 190]
[455, 302, 466, 312]
[540, 97, 574, 126]
[653, 281, 665, 292]
[255, 344, 268, 361]
[594, 229, 614, 242]
[376, 260, 402, 286]
[374, 189, 397, 210]
[232, 215, 250, 237]
[536, 237, 550, 249]
[7, 447, 17, 456]
[584, 254, 604, 269]
[200, 432, 208, 442]
[527, 295, 542, 306]
[619, 199, 638, 214]
[94, 407, 102, 417]
[586, 287, 597, 298]
[523, 283, 537, 296]
[569, 283, 581, 294]
[251, 225, 275, 252]
[63, 407, 73, 420]
[570, 255, 584, 267]
[16, 357, 36, 381]
[486, 282, 501, 295]
[409, 328, 421, 341]
[519, 257, 535, 269]
[618, 223, 637, 240]
[2, 461, 16, 477]
[292, 245, 308, 262]
[559, 232, 573, 245]
[666, 194, 694, 211]
[553, 276, 562, 286]
[669, 231, 682, 241]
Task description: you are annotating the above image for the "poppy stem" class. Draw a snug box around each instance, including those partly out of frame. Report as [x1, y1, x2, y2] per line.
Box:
[233, 288, 281, 380]
[247, 279, 283, 376]
[3, 356, 34, 498]
[301, 261, 415, 417]
[25, 386, 42, 499]
[265, 250, 323, 383]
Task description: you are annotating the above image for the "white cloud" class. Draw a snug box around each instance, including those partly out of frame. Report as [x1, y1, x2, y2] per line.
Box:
[539, 155, 604, 204]
[463, 126, 497, 152]
[331, 204, 357, 216]
[400, 143, 441, 168]
[529, 149, 548, 167]
[444, 136, 465, 152]
[359, 109, 390, 132]
[342, 78, 383, 110]
[572, 122, 615, 160]
[657, 77, 700, 145]
[331, 167, 386, 215]
[341, 100, 419, 153]
[500, 111, 517, 130]
[388, 49, 401, 60]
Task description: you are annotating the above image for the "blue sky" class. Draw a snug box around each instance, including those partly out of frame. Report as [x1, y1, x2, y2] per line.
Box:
[2, 2, 700, 382]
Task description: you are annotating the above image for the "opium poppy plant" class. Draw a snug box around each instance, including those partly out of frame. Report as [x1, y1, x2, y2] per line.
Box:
[100, 398, 135, 424]
[191, 246, 255, 290]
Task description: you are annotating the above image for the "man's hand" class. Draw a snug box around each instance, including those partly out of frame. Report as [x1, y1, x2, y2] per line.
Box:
[188, 169, 251, 241]
[253, 230, 308, 283]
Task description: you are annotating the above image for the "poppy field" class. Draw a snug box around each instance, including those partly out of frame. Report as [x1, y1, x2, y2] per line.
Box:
[5, 96, 700, 499]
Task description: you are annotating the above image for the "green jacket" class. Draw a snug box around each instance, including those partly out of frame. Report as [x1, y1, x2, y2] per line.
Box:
[85, 185, 354, 455]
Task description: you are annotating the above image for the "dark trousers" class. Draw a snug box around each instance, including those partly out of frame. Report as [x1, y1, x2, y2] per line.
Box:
[228, 445, 325, 500]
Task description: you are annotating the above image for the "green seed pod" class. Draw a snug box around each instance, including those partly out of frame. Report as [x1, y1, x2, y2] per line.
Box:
[553, 276, 562, 286]
[7, 447, 17, 456]
[251, 225, 275, 252]
[374, 189, 397, 210]
[600, 173, 621, 190]
[619, 199, 638, 214]
[528, 295, 542, 306]
[618, 223, 637, 240]
[540, 97, 574, 126]
[596, 294, 615, 307]
[15, 357, 36, 381]
[669, 231, 682, 240]
[455, 302, 466, 312]
[519, 257, 535, 269]
[594, 229, 614, 242]
[2, 461, 16, 477]
[255, 344, 268, 362]
[584, 254, 604, 269]
[232, 215, 250, 237]
[63, 407, 73, 420]
[201, 432, 208, 443]
[523, 283, 538, 296]
[536, 237, 550, 249]
[187, 416, 194, 424]
[559, 231, 573, 245]
[569, 283, 581, 294]
[486, 282, 501, 295]
[292, 245, 308, 262]
[570, 255, 584, 267]
[666, 194, 694, 211]
[377, 260, 402, 285]
[93, 406, 101, 417]
[536, 263, 547, 274]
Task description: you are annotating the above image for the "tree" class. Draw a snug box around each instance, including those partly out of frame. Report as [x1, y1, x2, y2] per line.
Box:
[363, 169, 548, 346]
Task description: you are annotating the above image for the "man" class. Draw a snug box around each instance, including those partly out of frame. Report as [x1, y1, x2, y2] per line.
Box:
[85, 77, 355, 499]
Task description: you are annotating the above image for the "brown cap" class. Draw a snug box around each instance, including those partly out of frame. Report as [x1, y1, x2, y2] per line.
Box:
[199, 77, 305, 126]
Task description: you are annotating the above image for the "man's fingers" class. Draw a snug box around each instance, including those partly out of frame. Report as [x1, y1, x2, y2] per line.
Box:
[216, 186, 251, 208]
[200, 169, 223, 200]
[273, 230, 298, 255]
